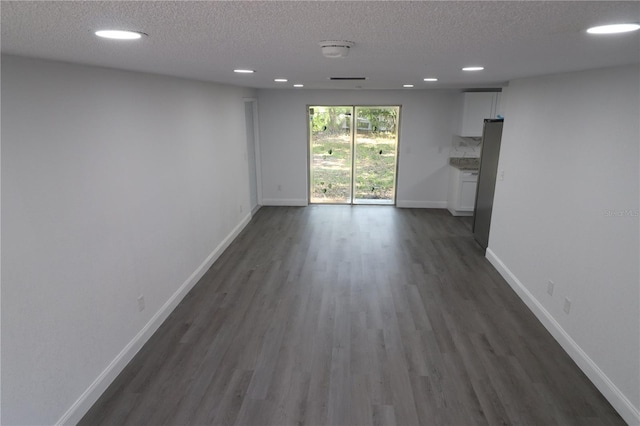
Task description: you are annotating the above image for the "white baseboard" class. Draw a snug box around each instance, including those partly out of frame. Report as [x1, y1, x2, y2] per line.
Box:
[486, 248, 640, 426]
[251, 204, 261, 216]
[262, 198, 308, 206]
[262, 199, 448, 209]
[56, 213, 253, 426]
[446, 207, 474, 216]
[396, 200, 447, 209]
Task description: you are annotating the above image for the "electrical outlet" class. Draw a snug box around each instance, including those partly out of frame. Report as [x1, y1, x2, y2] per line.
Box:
[547, 280, 554, 296]
[137, 295, 145, 312]
[499, 170, 505, 181]
[563, 298, 571, 314]
[240, 205, 243, 213]
[277, 184, 282, 191]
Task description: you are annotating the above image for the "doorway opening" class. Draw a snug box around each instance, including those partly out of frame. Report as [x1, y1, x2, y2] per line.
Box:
[309, 105, 400, 205]
[244, 98, 261, 214]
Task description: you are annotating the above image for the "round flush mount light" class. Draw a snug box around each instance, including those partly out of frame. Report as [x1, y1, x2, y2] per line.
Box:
[274, 78, 288, 82]
[293, 84, 304, 88]
[403, 84, 414, 88]
[95, 30, 146, 40]
[423, 78, 438, 82]
[234, 69, 255, 74]
[587, 23, 640, 34]
[319, 40, 355, 58]
[462, 66, 484, 71]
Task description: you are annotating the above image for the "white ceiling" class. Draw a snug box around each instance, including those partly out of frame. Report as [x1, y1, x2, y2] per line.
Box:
[2, 1, 639, 90]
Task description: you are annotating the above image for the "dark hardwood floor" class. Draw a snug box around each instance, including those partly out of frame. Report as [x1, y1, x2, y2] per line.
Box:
[80, 206, 624, 426]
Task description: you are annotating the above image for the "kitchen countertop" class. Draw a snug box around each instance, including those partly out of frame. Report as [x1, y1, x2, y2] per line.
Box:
[449, 157, 480, 170]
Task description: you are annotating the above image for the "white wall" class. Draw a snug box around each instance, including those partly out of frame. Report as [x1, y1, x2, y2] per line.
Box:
[487, 65, 639, 424]
[1, 55, 256, 425]
[257, 89, 459, 207]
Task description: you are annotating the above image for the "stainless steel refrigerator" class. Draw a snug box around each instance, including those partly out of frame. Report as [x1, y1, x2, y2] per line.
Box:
[473, 119, 504, 250]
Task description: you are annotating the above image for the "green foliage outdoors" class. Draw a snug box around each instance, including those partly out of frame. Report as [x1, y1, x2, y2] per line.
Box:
[310, 107, 398, 135]
[310, 107, 399, 203]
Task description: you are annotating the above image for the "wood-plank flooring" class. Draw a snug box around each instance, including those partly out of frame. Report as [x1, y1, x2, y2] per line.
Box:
[80, 206, 624, 425]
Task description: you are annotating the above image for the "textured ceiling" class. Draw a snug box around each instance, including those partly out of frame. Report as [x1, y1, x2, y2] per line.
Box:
[2, 1, 639, 89]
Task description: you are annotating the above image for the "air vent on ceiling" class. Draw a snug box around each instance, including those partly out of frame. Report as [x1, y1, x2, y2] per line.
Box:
[329, 77, 367, 81]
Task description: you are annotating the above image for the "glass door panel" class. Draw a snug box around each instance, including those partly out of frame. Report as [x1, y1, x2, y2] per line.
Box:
[309, 106, 353, 204]
[353, 106, 399, 205]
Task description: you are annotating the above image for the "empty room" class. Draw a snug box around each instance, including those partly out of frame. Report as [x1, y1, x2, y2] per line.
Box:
[1, 2, 638, 425]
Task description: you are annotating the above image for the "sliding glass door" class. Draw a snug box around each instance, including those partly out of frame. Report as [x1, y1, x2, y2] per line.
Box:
[309, 106, 353, 203]
[309, 105, 400, 205]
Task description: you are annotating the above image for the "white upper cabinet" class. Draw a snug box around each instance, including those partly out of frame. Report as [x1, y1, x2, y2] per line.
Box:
[458, 92, 501, 137]
[494, 93, 501, 118]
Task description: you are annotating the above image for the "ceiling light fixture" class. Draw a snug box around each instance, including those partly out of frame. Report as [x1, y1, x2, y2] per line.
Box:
[293, 84, 304, 88]
[95, 30, 146, 40]
[234, 69, 255, 74]
[319, 41, 355, 58]
[462, 66, 484, 71]
[403, 84, 414, 88]
[423, 78, 438, 82]
[274, 78, 288, 82]
[587, 23, 640, 34]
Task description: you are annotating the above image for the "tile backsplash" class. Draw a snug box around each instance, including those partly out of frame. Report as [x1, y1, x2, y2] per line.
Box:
[449, 135, 482, 158]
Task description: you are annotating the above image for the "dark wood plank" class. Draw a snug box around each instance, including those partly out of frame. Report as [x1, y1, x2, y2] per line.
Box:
[79, 206, 625, 426]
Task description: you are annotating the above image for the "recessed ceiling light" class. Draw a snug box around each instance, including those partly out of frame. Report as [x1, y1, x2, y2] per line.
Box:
[234, 69, 255, 74]
[274, 78, 288, 82]
[587, 23, 640, 34]
[423, 78, 438, 82]
[293, 84, 304, 88]
[462, 66, 484, 71]
[95, 30, 145, 40]
[403, 84, 414, 88]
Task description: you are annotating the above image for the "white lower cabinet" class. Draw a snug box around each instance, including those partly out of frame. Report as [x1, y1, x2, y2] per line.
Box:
[447, 166, 479, 216]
